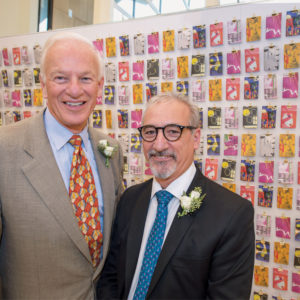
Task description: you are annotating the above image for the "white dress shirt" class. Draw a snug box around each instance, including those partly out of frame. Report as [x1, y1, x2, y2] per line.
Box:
[128, 163, 196, 299]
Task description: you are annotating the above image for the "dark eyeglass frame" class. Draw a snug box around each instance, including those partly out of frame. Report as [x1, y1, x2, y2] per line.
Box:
[138, 124, 196, 142]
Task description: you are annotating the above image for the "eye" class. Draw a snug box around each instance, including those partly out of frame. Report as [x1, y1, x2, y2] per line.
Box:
[143, 128, 156, 136]
[81, 76, 92, 83]
[53, 76, 67, 83]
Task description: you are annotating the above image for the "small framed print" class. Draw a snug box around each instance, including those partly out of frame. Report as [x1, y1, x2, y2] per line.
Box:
[245, 48, 260, 73]
[256, 213, 271, 237]
[274, 241, 289, 264]
[145, 82, 157, 102]
[105, 37, 116, 57]
[148, 32, 159, 54]
[227, 50, 241, 75]
[280, 105, 297, 129]
[277, 186, 293, 209]
[243, 106, 257, 128]
[117, 109, 128, 129]
[105, 109, 112, 129]
[220, 159, 236, 182]
[105, 62, 116, 83]
[279, 134, 295, 158]
[193, 25, 206, 48]
[241, 134, 256, 157]
[93, 38, 104, 56]
[258, 161, 274, 183]
[240, 160, 255, 182]
[275, 216, 291, 239]
[264, 45, 279, 71]
[284, 42, 300, 69]
[119, 35, 130, 56]
[162, 58, 175, 80]
[147, 59, 159, 80]
[258, 185, 273, 207]
[132, 61, 144, 81]
[118, 85, 130, 105]
[104, 85, 115, 105]
[209, 79, 222, 101]
[191, 54, 205, 77]
[246, 16, 261, 42]
[92, 110, 102, 129]
[244, 76, 259, 100]
[118, 61, 130, 82]
[278, 160, 293, 184]
[191, 80, 205, 102]
[207, 107, 221, 129]
[177, 56, 189, 78]
[286, 9, 300, 37]
[224, 107, 238, 129]
[282, 72, 298, 99]
[264, 74, 277, 99]
[204, 158, 218, 180]
[227, 19, 241, 44]
[266, 13, 282, 39]
[176, 81, 189, 96]
[256, 239, 270, 262]
[273, 268, 288, 291]
[253, 265, 268, 287]
[207, 134, 220, 155]
[210, 22, 223, 46]
[224, 134, 238, 156]
[178, 28, 191, 50]
[261, 106, 276, 129]
[134, 33, 145, 55]
[209, 52, 222, 76]
[260, 134, 275, 157]
[163, 30, 175, 52]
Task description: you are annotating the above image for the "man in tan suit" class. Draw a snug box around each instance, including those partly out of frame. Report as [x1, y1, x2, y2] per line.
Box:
[0, 32, 123, 299]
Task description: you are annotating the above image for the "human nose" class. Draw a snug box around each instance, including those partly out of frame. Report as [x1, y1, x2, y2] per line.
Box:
[152, 128, 168, 150]
[66, 77, 83, 97]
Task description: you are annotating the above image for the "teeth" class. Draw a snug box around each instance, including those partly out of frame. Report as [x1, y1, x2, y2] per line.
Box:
[66, 102, 84, 106]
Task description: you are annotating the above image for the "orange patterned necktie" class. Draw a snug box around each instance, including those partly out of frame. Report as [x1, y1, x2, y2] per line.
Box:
[68, 134, 102, 267]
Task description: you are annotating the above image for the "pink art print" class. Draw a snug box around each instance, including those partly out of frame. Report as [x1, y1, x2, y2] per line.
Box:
[204, 158, 218, 180]
[266, 13, 282, 39]
[147, 32, 159, 54]
[245, 48, 260, 73]
[2, 48, 10, 66]
[118, 61, 129, 81]
[132, 61, 144, 81]
[192, 80, 205, 102]
[93, 39, 104, 56]
[12, 90, 21, 107]
[282, 72, 299, 98]
[224, 134, 238, 155]
[226, 78, 240, 101]
[258, 161, 274, 183]
[131, 109, 143, 129]
[292, 272, 300, 293]
[227, 50, 241, 74]
[275, 217, 291, 239]
[210, 22, 223, 46]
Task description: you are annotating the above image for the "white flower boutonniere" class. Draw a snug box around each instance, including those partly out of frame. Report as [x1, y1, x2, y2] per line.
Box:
[98, 139, 118, 168]
[178, 187, 206, 217]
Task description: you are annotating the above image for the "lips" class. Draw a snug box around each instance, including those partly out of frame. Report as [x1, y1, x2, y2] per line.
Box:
[64, 101, 86, 107]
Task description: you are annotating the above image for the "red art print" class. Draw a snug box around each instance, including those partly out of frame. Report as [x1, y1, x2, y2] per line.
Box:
[226, 78, 240, 101]
[204, 158, 218, 180]
[23, 111, 32, 119]
[298, 162, 300, 185]
[118, 61, 129, 82]
[281, 105, 297, 129]
[227, 50, 241, 74]
[266, 13, 282, 39]
[245, 48, 260, 73]
[132, 61, 144, 81]
[119, 35, 130, 56]
[93, 39, 104, 56]
[282, 72, 299, 98]
[240, 185, 255, 205]
[273, 268, 288, 291]
[2, 48, 11, 66]
[147, 32, 159, 54]
[210, 22, 223, 46]
[275, 216, 291, 239]
[12, 47, 21, 65]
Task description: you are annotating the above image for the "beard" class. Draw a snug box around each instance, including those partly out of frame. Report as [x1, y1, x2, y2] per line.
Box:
[147, 149, 177, 179]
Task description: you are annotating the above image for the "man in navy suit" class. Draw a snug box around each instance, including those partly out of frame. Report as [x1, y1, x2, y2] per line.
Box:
[98, 93, 254, 299]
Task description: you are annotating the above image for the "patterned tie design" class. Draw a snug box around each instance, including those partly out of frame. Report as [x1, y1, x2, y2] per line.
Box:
[133, 190, 173, 300]
[68, 135, 102, 267]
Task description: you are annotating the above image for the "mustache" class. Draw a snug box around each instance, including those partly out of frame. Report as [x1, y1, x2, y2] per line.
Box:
[148, 149, 176, 159]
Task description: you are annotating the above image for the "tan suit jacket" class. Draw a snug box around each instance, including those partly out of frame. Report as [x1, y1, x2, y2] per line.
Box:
[0, 111, 123, 300]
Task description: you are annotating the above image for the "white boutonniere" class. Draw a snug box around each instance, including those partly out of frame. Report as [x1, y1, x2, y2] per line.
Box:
[178, 187, 206, 217]
[97, 139, 117, 167]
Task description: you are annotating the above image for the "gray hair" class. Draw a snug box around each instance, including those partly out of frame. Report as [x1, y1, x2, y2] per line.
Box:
[143, 93, 200, 128]
[40, 32, 104, 81]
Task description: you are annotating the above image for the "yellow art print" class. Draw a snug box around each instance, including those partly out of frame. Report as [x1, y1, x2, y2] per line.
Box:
[274, 241, 289, 265]
[105, 37, 116, 57]
[105, 110, 112, 129]
[209, 79, 222, 101]
[222, 182, 236, 193]
[254, 265, 269, 287]
[279, 134, 295, 157]
[161, 82, 173, 92]
[284, 43, 300, 69]
[246, 16, 261, 42]
[163, 30, 175, 52]
[277, 187, 293, 209]
[33, 88, 43, 106]
[177, 56, 189, 78]
[132, 84, 143, 104]
[241, 134, 256, 157]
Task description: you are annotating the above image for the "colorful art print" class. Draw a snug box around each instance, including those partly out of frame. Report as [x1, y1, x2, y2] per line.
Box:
[96, 95, 103, 105]
[278, 160, 293, 185]
[191, 54, 205, 77]
[33, 68, 40, 85]
[13, 70, 22, 87]
[146, 82, 157, 102]
[21, 46, 31, 65]
[105, 37, 116, 57]
[2, 48, 11, 66]
[147, 59, 159, 80]
[264, 74, 277, 99]
[274, 241, 290, 264]
[254, 291, 268, 300]
[147, 32, 159, 54]
[23, 89, 32, 107]
[195, 135, 204, 155]
[12, 47, 21, 65]
[3, 90, 11, 107]
[258, 161, 274, 183]
[161, 82, 173, 93]
[33, 44, 42, 64]
[243, 106, 257, 128]
[119, 35, 129, 56]
[23, 111, 32, 119]
[118, 61, 129, 82]
[275, 216, 291, 239]
[226, 78, 240, 101]
[221, 159, 236, 181]
[282, 72, 298, 98]
[11, 90, 21, 107]
[298, 165, 300, 186]
[241, 134, 256, 157]
[1, 69, 9, 87]
[280, 105, 297, 129]
[132, 61, 144, 81]
[284, 43, 300, 69]
[279, 134, 295, 157]
[256, 213, 271, 237]
[117, 133, 129, 154]
[105, 110, 112, 129]
[207, 107, 221, 129]
[176, 81, 189, 96]
[207, 134, 220, 155]
[92, 39, 104, 56]
[258, 185, 273, 207]
[12, 111, 21, 123]
[292, 272, 300, 293]
[210, 22, 223, 46]
[294, 218, 300, 242]
[222, 183, 236, 193]
[240, 160, 255, 182]
[4, 111, 14, 125]
[129, 153, 142, 175]
[193, 25, 206, 48]
[209, 79, 222, 101]
[118, 85, 130, 105]
[273, 268, 288, 291]
[134, 33, 145, 55]
[92, 110, 102, 128]
[194, 157, 202, 172]
[261, 106, 276, 129]
[266, 13, 282, 39]
[227, 50, 241, 74]
[178, 28, 191, 50]
[246, 16, 261, 42]
[162, 58, 174, 80]
[204, 158, 218, 180]
[131, 109, 143, 129]
[254, 265, 268, 287]
[23, 68, 33, 87]
[163, 30, 175, 52]
[227, 19, 241, 44]
[199, 108, 203, 130]
[264, 45, 279, 72]
[104, 85, 115, 105]
[132, 84, 143, 104]
[105, 62, 116, 83]
[117, 109, 128, 128]
[244, 77, 259, 100]
[177, 56, 189, 78]
[256, 239, 270, 262]
[245, 48, 260, 73]
[130, 133, 142, 153]
[240, 184, 255, 204]
[209, 52, 223, 76]
[192, 80, 205, 102]
[295, 247, 300, 268]
[224, 107, 238, 129]
[33, 89, 43, 106]
[123, 156, 129, 174]
[286, 10, 300, 37]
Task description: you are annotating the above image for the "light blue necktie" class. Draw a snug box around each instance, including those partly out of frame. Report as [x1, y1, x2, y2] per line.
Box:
[133, 190, 173, 300]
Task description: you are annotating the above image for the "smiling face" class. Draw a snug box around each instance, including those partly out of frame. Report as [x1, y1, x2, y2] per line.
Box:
[40, 39, 103, 133]
[142, 99, 201, 188]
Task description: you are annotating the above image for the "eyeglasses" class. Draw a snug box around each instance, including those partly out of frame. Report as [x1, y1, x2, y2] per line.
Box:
[138, 124, 196, 142]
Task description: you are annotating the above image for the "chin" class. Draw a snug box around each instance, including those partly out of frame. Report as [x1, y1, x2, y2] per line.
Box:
[150, 162, 177, 180]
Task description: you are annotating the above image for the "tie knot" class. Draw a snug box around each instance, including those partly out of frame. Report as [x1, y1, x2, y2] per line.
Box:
[156, 190, 173, 207]
[69, 135, 82, 147]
